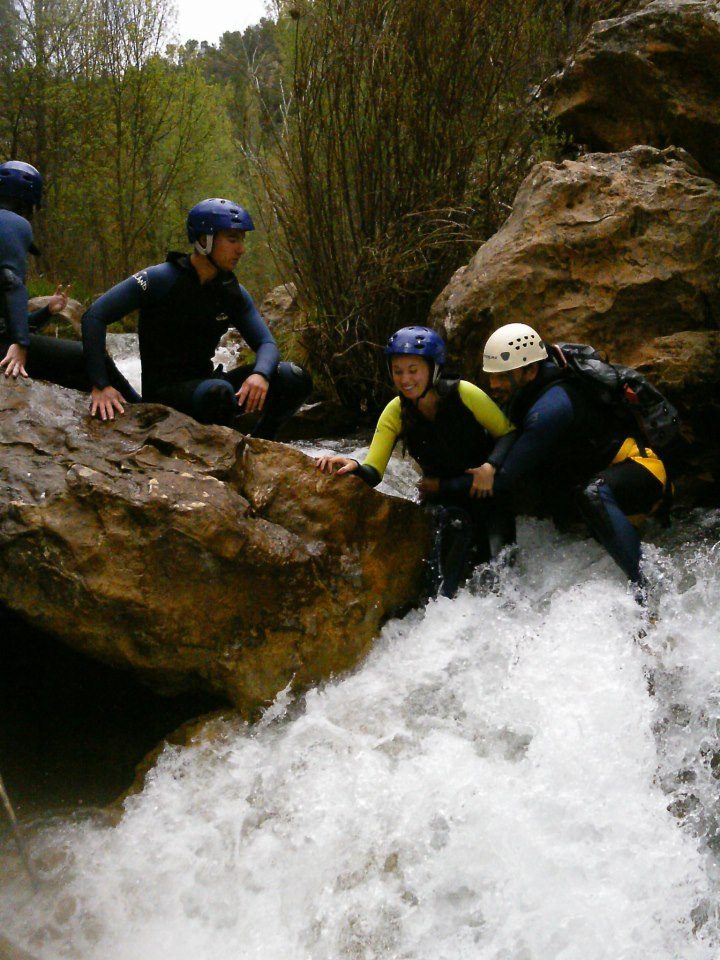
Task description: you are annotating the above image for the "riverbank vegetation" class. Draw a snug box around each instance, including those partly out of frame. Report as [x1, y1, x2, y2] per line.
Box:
[1, 0, 640, 406]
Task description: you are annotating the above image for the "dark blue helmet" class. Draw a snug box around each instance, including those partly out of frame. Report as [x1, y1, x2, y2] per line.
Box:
[187, 198, 254, 254]
[0, 161, 43, 211]
[385, 326, 446, 366]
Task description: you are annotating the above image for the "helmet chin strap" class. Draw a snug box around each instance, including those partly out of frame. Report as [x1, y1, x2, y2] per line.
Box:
[195, 234, 222, 272]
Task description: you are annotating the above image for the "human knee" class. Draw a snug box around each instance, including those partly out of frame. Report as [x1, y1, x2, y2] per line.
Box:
[576, 479, 616, 544]
[274, 361, 313, 405]
[192, 378, 236, 424]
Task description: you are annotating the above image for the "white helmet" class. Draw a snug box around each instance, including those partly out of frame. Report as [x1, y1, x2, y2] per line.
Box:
[483, 323, 548, 373]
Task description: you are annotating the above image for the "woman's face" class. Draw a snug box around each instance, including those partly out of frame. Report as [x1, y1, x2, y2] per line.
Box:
[390, 354, 431, 401]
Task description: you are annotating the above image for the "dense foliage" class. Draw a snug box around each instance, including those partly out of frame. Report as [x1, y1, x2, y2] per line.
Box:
[252, 0, 643, 410]
[1, 0, 640, 393]
[0, 0, 280, 303]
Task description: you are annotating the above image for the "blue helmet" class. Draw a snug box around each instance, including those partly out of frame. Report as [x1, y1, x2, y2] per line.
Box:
[0, 161, 43, 211]
[187, 198, 254, 255]
[385, 326, 446, 386]
[385, 325, 446, 363]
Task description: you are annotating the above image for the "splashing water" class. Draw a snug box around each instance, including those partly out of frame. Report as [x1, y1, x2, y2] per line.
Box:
[1, 446, 719, 960]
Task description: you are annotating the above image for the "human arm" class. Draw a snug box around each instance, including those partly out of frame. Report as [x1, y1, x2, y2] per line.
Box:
[231, 284, 280, 382]
[316, 398, 401, 488]
[81, 272, 151, 390]
[315, 455, 382, 486]
[0, 266, 30, 345]
[28, 282, 71, 333]
[359, 397, 402, 483]
[0, 269, 29, 376]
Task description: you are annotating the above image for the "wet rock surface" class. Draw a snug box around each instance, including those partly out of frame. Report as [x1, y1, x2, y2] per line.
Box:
[0, 378, 431, 714]
[542, 0, 720, 178]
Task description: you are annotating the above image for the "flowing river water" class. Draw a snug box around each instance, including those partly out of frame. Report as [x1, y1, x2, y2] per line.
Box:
[1, 426, 719, 959]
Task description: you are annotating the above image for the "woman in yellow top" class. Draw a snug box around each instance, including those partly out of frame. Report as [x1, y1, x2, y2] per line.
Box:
[317, 326, 517, 597]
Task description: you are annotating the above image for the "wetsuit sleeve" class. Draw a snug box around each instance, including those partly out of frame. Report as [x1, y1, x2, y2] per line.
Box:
[82, 267, 167, 389]
[457, 381, 514, 438]
[28, 304, 52, 333]
[487, 431, 517, 470]
[0, 268, 30, 346]
[494, 384, 575, 496]
[354, 464, 382, 487]
[361, 397, 402, 480]
[232, 284, 279, 381]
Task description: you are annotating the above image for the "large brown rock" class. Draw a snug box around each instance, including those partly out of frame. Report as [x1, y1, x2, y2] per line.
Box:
[0, 379, 431, 714]
[542, 0, 720, 178]
[430, 146, 720, 503]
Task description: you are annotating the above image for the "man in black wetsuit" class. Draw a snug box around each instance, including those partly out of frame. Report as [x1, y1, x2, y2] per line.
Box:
[82, 197, 312, 437]
[0, 160, 138, 399]
[482, 322, 668, 593]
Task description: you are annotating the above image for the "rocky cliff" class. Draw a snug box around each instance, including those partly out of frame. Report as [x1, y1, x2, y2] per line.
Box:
[431, 0, 720, 505]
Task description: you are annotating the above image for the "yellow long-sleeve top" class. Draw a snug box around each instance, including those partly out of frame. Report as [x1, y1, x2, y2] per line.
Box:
[362, 380, 514, 481]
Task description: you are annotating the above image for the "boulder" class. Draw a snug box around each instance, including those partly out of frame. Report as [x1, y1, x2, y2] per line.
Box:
[0, 379, 431, 715]
[260, 282, 304, 342]
[542, 0, 720, 178]
[28, 295, 84, 333]
[430, 146, 720, 503]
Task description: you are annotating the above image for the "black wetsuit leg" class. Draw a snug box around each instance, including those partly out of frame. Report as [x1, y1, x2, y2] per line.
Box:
[225, 362, 312, 440]
[427, 497, 516, 599]
[151, 377, 237, 426]
[149, 361, 312, 436]
[0, 334, 141, 401]
[575, 459, 664, 583]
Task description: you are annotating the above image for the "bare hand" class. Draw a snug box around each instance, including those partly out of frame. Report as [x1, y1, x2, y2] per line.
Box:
[316, 455, 359, 476]
[417, 476, 440, 499]
[467, 462, 496, 498]
[0, 343, 29, 379]
[47, 283, 71, 316]
[236, 373, 268, 413]
[90, 385, 126, 421]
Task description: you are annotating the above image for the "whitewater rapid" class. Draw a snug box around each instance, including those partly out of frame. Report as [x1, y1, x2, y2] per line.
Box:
[1, 443, 719, 960]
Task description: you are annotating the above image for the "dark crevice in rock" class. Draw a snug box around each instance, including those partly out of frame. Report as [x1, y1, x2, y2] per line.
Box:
[0, 604, 226, 817]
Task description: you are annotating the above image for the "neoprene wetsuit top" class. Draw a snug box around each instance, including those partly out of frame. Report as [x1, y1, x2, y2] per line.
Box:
[358, 380, 515, 490]
[82, 252, 279, 396]
[493, 359, 664, 503]
[0, 208, 51, 345]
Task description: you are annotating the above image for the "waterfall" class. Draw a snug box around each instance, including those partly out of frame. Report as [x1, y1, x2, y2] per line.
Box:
[1, 446, 718, 960]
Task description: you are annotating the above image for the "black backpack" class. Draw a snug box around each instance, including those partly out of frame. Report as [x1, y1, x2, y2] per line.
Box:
[549, 342, 682, 458]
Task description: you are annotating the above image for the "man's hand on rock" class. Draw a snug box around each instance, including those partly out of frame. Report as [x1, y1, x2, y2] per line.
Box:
[0, 343, 28, 379]
[90, 385, 126, 421]
[236, 373, 268, 413]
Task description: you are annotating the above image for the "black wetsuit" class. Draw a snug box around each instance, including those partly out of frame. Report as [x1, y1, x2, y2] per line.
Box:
[82, 252, 311, 439]
[495, 359, 667, 584]
[0, 207, 138, 398]
[408, 384, 517, 595]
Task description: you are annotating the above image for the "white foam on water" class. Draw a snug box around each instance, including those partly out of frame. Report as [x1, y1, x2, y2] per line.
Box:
[1, 447, 719, 959]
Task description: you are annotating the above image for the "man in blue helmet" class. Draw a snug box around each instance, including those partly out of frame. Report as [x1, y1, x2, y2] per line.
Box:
[82, 198, 312, 436]
[0, 160, 138, 398]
